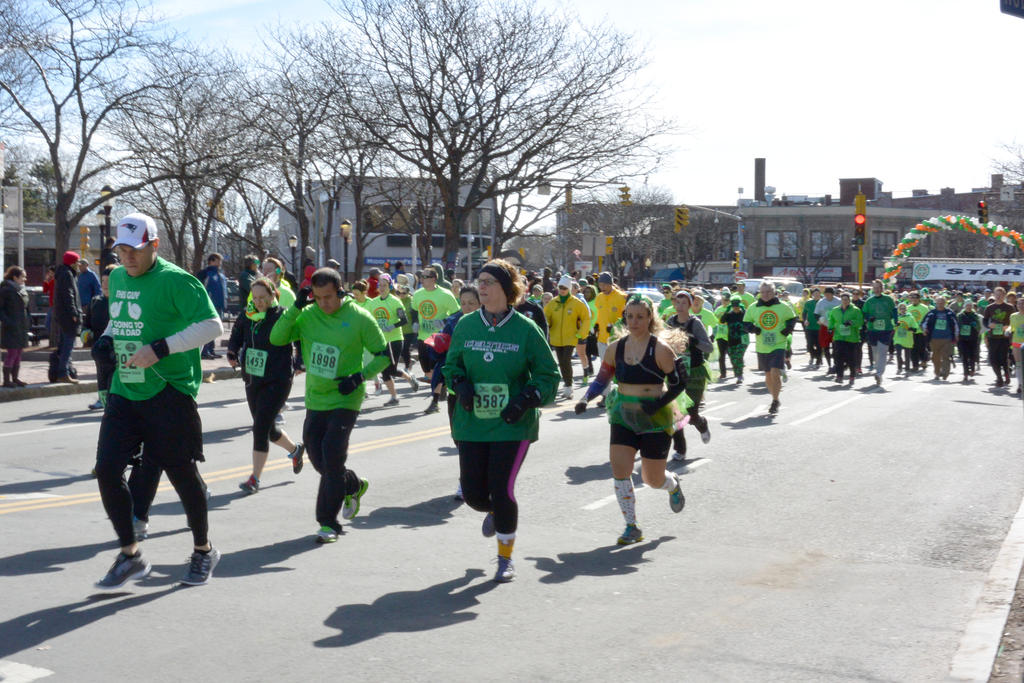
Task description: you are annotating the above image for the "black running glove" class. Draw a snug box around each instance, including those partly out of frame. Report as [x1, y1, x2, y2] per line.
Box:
[337, 372, 364, 395]
[453, 379, 475, 412]
[92, 335, 115, 364]
[296, 286, 313, 310]
[574, 400, 587, 414]
[500, 387, 543, 424]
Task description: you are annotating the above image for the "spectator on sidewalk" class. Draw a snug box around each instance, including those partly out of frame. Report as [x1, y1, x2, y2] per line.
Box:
[197, 253, 227, 359]
[43, 265, 56, 346]
[54, 251, 83, 383]
[1, 266, 31, 388]
[83, 265, 115, 409]
[77, 259, 102, 308]
[238, 254, 260, 307]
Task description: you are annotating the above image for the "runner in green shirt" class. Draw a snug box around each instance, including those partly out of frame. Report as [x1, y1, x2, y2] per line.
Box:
[93, 212, 224, 589]
[412, 266, 459, 377]
[905, 292, 932, 373]
[827, 293, 864, 386]
[367, 274, 419, 406]
[443, 259, 559, 583]
[743, 281, 796, 415]
[893, 303, 919, 375]
[270, 268, 390, 543]
[862, 279, 898, 386]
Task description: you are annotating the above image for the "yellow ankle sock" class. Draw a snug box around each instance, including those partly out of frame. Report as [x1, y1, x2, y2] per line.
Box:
[497, 538, 515, 559]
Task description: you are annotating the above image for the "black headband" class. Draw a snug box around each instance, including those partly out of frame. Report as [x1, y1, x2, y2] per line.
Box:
[480, 263, 514, 298]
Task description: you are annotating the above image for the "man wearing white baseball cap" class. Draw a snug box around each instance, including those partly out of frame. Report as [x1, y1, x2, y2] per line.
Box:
[93, 212, 225, 589]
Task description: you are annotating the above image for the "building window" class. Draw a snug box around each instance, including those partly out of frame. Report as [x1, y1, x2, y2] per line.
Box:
[872, 230, 898, 260]
[716, 232, 737, 260]
[765, 231, 798, 258]
[810, 231, 841, 258]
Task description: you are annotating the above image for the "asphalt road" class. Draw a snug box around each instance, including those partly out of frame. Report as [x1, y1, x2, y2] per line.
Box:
[1, 347, 1022, 682]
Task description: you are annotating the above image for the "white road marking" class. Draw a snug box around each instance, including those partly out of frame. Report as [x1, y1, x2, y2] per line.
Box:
[0, 493, 60, 501]
[0, 660, 54, 682]
[788, 394, 866, 427]
[700, 401, 736, 413]
[0, 400, 250, 439]
[949, 490, 1024, 681]
[582, 484, 648, 511]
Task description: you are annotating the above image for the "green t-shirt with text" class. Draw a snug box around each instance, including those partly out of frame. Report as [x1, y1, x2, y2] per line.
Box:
[108, 257, 218, 401]
[743, 301, 796, 353]
[412, 287, 459, 341]
[368, 294, 406, 343]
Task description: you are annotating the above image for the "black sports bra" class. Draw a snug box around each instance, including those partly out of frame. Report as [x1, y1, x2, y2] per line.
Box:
[615, 336, 666, 385]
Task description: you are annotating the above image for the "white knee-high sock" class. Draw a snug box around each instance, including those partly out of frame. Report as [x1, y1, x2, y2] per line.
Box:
[614, 477, 636, 525]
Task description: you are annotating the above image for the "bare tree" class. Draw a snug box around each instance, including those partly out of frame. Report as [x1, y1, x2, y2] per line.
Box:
[241, 27, 341, 264]
[324, 0, 673, 267]
[112, 48, 257, 270]
[0, 0, 183, 254]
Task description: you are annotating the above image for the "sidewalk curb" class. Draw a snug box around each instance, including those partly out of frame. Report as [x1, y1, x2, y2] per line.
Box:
[0, 367, 242, 403]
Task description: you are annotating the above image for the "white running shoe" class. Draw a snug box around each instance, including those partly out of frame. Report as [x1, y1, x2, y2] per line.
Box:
[561, 385, 573, 400]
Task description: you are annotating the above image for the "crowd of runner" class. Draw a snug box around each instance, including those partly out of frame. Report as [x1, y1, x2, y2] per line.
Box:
[72, 212, 1024, 589]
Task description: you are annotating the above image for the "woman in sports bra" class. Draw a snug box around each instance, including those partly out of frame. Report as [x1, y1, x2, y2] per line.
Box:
[575, 295, 688, 545]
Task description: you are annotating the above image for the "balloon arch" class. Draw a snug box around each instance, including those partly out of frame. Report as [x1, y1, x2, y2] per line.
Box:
[882, 214, 1024, 282]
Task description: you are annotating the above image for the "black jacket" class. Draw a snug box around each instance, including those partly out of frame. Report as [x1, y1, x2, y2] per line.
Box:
[53, 263, 82, 333]
[83, 294, 110, 336]
[227, 306, 294, 386]
[0, 279, 30, 349]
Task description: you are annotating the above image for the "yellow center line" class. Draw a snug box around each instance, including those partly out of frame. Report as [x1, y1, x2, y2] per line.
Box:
[0, 424, 454, 515]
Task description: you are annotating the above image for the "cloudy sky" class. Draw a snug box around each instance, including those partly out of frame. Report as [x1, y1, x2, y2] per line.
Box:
[158, 0, 1024, 206]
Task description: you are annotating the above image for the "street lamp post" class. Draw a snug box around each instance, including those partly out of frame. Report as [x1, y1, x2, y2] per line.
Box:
[288, 234, 298, 275]
[339, 220, 352, 285]
[99, 185, 114, 268]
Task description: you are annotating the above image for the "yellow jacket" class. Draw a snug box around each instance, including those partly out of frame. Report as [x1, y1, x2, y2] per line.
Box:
[595, 288, 627, 343]
[544, 295, 592, 346]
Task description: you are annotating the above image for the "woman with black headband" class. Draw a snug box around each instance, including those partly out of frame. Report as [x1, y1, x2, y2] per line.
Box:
[443, 259, 559, 583]
[574, 295, 688, 545]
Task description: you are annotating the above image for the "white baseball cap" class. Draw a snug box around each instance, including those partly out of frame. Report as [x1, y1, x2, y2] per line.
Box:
[113, 212, 158, 248]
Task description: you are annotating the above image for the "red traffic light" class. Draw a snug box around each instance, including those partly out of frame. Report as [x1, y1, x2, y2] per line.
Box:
[854, 213, 866, 226]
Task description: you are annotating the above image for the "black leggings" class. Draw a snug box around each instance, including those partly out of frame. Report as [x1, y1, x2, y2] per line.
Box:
[716, 339, 729, 374]
[417, 340, 436, 375]
[303, 407, 360, 532]
[95, 387, 208, 547]
[458, 440, 530, 535]
[804, 329, 821, 363]
[834, 340, 860, 380]
[401, 333, 416, 368]
[989, 337, 1011, 373]
[958, 339, 979, 375]
[246, 379, 292, 451]
[380, 340, 404, 381]
[553, 345, 574, 386]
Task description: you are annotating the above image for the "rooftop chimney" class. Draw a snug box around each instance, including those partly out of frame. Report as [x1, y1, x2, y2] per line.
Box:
[754, 158, 766, 202]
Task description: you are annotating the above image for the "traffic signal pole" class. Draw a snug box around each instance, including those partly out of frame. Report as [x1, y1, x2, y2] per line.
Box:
[855, 192, 867, 285]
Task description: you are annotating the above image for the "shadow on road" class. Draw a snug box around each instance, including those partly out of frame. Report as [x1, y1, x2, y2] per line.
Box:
[350, 494, 463, 530]
[0, 473, 96, 496]
[549, 407, 603, 423]
[524, 535, 674, 584]
[0, 529, 185, 577]
[201, 424, 252, 445]
[147, 490, 241, 517]
[0, 589, 176, 659]
[315, 568, 496, 647]
[133, 536, 323, 587]
[720, 414, 774, 429]
[564, 462, 608, 486]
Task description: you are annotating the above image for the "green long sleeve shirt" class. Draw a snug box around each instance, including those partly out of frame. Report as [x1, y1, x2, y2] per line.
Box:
[270, 298, 388, 411]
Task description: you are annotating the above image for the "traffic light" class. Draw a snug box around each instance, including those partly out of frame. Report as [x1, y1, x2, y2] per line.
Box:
[79, 225, 90, 255]
[854, 191, 866, 246]
[619, 186, 632, 206]
[565, 184, 573, 214]
[605, 236, 614, 254]
[732, 250, 740, 270]
[674, 206, 690, 233]
[978, 200, 989, 224]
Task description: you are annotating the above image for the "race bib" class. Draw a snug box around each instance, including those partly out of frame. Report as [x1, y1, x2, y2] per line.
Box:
[992, 324, 1004, 335]
[960, 326, 972, 337]
[716, 323, 727, 336]
[473, 383, 508, 419]
[896, 327, 909, 339]
[873, 319, 885, 330]
[839, 324, 851, 336]
[762, 331, 778, 346]
[114, 339, 145, 384]
[308, 342, 340, 379]
[245, 348, 268, 377]
[935, 319, 947, 331]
